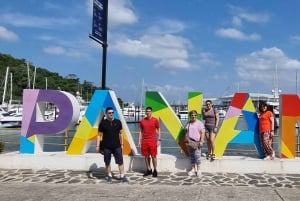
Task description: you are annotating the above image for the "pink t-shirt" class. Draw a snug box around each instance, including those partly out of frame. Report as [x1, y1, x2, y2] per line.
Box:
[185, 120, 204, 141]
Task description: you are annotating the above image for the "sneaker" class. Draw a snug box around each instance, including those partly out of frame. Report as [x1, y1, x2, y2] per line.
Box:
[188, 170, 195, 176]
[210, 154, 215, 162]
[120, 176, 128, 183]
[206, 152, 211, 160]
[107, 176, 112, 184]
[271, 151, 275, 160]
[196, 170, 202, 177]
[143, 169, 152, 177]
[263, 155, 271, 160]
[152, 169, 158, 177]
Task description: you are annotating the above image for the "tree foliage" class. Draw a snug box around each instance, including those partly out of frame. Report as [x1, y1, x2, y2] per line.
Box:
[0, 53, 99, 103]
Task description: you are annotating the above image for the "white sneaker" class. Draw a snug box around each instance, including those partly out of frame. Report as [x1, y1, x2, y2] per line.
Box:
[263, 155, 271, 160]
[271, 151, 275, 160]
[196, 170, 202, 177]
[188, 170, 195, 176]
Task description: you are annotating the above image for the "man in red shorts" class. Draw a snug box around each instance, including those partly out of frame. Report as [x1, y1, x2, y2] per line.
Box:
[138, 106, 161, 177]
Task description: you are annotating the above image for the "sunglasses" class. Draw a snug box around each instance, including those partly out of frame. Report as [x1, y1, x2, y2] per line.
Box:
[191, 114, 197, 117]
[107, 111, 114, 114]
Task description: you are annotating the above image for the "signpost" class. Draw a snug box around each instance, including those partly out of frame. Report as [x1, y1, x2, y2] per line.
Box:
[89, 0, 108, 90]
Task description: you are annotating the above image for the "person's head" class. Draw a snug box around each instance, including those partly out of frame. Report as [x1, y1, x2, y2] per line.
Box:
[105, 107, 114, 120]
[145, 106, 153, 118]
[205, 100, 213, 108]
[259, 101, 268, 113]
[189, 110, 198, 121]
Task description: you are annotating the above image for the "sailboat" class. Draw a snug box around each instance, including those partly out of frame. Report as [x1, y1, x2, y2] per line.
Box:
[0, 67, 22, 128]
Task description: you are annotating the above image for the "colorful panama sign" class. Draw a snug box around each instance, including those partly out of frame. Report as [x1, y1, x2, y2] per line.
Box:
[20, 89, 299, 159]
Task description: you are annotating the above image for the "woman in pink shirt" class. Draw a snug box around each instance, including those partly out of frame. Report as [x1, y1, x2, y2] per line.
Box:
[184, 110, 205, 177]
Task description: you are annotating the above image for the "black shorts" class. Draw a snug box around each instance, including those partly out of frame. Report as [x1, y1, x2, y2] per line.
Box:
[103, 147, 123, 166]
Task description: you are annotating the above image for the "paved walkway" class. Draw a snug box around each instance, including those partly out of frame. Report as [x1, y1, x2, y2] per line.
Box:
[1, 169, 300, 201]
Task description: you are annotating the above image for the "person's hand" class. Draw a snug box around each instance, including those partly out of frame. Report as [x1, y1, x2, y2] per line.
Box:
[199, 141, 204, 148]
[270, 131, 274, 137]
[213, 127, 218, 133]
[96, 146, 99, 152]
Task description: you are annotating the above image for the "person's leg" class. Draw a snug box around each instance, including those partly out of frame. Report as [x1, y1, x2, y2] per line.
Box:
[210, 133, 216, 161]
[113, 147, 128, 182]
[142, 141, 152, 175]
[205, 131, 211, 159]
[151, 155, 158, 177]
[148, 141, 158, 176]
[144, 156, 151, 169]
[103, 149, 113, 183]
[195, 148, 202, 177]
[113, 147, 125, 175]
[188, 148, 196, 176]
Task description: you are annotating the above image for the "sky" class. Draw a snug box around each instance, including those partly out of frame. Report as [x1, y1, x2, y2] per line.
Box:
[1, 0, 300, 105]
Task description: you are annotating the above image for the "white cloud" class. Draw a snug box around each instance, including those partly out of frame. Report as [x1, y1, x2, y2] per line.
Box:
[86, 0, 138, 27]
[44, 46, 66, 55]
[232, 16, 242, 27]
[155, 59, 190, 69]
[198, 52, 220, 67]
[110, 34, 191, 70]
[149, 84, 194, 104]
[216, 28, 261, 41]
[43, 46, 87, 58]
[0, 26, 18, 41]
[0, 13, 77, 28]
[229, 5, 270, 24]
[146, 19, 185, 34]
[236, 47, 300, 87]
[290, 35, 300, 43]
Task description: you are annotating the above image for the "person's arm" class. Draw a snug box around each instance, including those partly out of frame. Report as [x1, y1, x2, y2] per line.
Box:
[199, 127, 205, 147]
[96, 132, 103, 152]
[270, 115, 275, 137]
[214, 109, 219, 133]
[157, 127, 161, 145]
[138, 126, 143, 147]
[119, 130, 124, 148]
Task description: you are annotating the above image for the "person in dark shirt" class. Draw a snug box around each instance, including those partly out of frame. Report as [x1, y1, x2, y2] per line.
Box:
[96, 107, 128, 183]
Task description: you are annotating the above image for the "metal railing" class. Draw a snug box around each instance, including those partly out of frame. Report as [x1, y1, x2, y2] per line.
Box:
[0, 128, 299, 157]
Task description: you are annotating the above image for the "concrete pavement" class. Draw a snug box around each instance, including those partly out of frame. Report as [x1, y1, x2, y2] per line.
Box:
[0, 169, 300, 201]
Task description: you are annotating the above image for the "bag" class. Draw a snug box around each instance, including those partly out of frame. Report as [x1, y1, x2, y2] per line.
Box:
[185, 137, 199, 149]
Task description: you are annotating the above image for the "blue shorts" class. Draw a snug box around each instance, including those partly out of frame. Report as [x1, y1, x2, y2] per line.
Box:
[205, 126, 214, 134]
[103, 147, 123, 166]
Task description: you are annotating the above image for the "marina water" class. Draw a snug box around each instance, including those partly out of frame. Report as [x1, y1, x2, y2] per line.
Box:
[0, 117, 287, 158]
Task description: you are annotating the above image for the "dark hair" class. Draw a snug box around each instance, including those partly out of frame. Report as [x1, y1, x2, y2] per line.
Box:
[258, 101, 269, 113]
[106, 107, 114, 113]
[145, 106, 152, 111]
[205, 100, 213, 105]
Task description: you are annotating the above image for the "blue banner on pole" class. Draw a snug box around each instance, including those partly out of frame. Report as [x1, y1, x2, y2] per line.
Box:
[91, 0, 107, 45]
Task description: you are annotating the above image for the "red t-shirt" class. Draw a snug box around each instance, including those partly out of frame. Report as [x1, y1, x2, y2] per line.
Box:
[140, 117, 160, 141]
[259, 111, 273, 133]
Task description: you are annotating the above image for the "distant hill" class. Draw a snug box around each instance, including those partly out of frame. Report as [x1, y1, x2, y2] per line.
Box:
[0, 53, 97, 103]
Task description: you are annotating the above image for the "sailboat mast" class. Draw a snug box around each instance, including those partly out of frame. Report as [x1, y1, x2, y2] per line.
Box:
[27, 62, 31, 88]
[2, 66, 9, 106]
[33, 66, 36, 89]
[9, 72, 12, 106]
